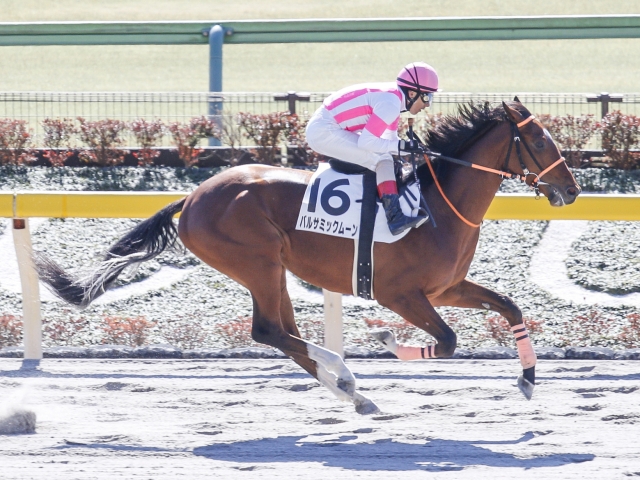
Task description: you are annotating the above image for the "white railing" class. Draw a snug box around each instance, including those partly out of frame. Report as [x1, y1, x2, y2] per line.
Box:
[2, 191, 640, 359]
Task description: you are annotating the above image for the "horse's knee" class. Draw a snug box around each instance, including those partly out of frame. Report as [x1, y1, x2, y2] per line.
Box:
[499, 295, 523, 325]
[436, 330, 457, 358]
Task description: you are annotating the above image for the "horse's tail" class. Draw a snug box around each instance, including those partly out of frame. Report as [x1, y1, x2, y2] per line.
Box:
[35, 197, 186, 308]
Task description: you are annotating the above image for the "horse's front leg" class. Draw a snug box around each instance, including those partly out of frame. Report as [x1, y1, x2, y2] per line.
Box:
[372, 288, 458, 360]
[432, 279, 536, 400]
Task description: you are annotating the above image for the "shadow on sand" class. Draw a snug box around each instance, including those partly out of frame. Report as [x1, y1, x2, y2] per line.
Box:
[192, 431, 594, 472]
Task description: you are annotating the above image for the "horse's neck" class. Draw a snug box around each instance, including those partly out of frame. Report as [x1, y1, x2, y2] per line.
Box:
[423, 124, 508, 232]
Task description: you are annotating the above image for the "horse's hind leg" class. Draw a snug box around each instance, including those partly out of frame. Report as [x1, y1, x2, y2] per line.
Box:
[250, 267, 379, 415]
[278, 271, 354, 393]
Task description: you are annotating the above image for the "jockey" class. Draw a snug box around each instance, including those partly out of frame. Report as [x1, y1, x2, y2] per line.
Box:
[306, 62, 439, 236]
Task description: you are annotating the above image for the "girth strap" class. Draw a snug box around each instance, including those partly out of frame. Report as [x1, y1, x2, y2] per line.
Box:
[355, 171, 378, 299]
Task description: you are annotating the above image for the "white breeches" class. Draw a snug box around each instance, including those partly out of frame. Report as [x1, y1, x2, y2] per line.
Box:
[306, 107, 395, 183]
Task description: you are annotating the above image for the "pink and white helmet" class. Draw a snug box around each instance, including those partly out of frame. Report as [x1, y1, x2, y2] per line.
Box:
[397, 62, 439, 93]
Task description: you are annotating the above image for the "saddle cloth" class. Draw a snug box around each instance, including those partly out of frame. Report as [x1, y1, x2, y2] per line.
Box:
[296, 162, 423, 299]
[296, 162, 421, 244]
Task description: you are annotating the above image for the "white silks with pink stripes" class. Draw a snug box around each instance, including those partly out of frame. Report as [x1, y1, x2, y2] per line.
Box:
[306, 82, 404, 179]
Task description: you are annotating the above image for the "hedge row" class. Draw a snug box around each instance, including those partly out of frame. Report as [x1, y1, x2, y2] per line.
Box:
[1, 111, 639, 169]
[0, 113, 313, 168]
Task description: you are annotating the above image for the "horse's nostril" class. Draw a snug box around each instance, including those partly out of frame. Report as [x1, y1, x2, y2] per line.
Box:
[566, 186, 578, 197]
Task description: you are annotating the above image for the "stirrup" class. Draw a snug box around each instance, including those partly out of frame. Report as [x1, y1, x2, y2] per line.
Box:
[381, 193, 428, 236]
[388, 214, 428, 236]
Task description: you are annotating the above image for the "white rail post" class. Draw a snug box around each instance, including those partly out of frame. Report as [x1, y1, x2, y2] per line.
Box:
[12, 218, 42, 360]
[323, 289, 343, 358]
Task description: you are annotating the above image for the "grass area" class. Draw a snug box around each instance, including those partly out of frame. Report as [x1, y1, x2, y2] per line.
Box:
[0, 1, 639, 93]
[3, 0, 640, 21]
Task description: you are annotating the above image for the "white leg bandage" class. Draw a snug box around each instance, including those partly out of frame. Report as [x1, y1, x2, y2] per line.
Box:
[307, 344, 353, 380]
[512, 323, 537, 369]
[306, 343, 356, 400]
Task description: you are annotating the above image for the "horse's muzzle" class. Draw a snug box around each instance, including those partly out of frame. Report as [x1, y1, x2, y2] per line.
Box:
[541, 183, 581, 207]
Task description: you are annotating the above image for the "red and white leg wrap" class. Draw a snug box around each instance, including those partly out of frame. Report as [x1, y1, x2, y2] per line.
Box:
[512, 323, 537, 369]
[395, 344, 437, 361]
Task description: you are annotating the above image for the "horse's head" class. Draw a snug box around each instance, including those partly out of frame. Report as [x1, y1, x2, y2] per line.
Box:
[502, 100, 581, 206]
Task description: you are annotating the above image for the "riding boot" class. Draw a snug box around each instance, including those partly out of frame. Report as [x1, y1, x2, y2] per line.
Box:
[381, 193, 428, 236]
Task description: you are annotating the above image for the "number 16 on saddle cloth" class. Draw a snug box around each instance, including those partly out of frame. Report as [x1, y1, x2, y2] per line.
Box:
[296, 162, 422, 244]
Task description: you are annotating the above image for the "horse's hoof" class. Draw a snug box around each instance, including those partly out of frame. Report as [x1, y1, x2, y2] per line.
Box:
[517, 375, 535, 400]
[337, 377, 356, 397]
[370, 329, 397, 352]
[353, 393, 380, 415]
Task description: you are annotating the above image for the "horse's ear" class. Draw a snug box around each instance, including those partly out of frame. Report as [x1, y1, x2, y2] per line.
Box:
[513, 95, 521, 103]
[502, 101, 522, 123]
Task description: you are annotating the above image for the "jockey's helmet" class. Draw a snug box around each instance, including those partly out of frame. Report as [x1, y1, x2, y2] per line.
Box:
[397, 62, 439, 110]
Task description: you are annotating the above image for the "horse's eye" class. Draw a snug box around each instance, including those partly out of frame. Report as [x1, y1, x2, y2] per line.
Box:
[534, 139, 545, 149]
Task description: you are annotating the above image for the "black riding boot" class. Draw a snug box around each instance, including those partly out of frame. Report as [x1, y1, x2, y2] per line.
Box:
[381, 193, 428, 236]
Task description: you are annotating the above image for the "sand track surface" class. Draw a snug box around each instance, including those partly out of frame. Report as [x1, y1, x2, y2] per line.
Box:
[0, 358, 639, 479]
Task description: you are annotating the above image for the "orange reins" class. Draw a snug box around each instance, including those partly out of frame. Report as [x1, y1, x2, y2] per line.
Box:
[423, 151, 482, 228]
[418, 115, 566, 229]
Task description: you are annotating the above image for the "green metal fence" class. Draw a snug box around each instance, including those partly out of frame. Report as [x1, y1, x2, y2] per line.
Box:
[1, 16, 640, 45]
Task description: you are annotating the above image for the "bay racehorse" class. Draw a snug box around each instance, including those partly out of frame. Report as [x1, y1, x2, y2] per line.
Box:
[35, 100, 580, 414]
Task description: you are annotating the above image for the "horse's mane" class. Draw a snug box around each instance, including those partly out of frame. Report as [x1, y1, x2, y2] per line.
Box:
[416, 101, 528, 185]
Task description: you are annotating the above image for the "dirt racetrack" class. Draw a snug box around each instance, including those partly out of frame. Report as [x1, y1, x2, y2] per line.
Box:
[1, 358, 639, 479]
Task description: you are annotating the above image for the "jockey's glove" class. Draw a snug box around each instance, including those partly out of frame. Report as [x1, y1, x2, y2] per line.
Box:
[398, 139, 423, 154]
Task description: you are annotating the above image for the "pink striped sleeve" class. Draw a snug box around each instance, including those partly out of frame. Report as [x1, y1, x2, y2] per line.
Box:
[325, 88, 369, 111]
[334, 105, 373, 124]
[364, 112, 397, 138]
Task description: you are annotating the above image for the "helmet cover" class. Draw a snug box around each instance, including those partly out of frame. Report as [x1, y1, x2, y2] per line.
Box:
[397, 62, 439, 93]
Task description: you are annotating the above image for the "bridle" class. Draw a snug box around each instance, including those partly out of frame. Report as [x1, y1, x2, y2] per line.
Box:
[417, 115, 566, 229]
[503, 115, 566, 195]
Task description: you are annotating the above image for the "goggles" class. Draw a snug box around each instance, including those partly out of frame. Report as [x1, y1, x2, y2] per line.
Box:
[420, 92, 434, 105]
